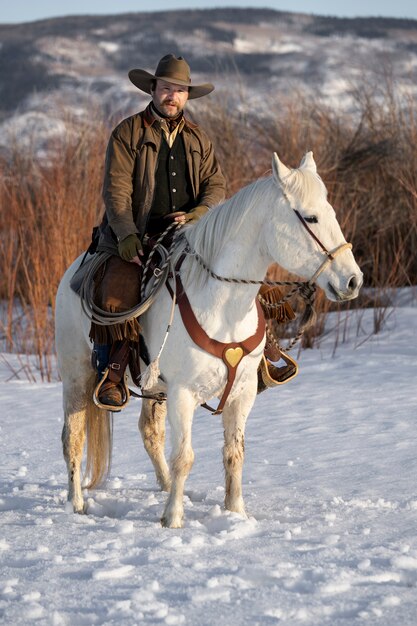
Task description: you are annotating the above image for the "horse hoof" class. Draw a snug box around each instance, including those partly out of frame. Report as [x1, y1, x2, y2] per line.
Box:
[224, 499, 247, 517]
[68, 497, 85, 514]
[160, 514, 183, 529]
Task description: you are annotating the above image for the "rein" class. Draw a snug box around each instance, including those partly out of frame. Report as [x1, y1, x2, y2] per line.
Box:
[185, 204, 352, 352]
[182, 207, 352, 351]
[80, 193, 352, 405]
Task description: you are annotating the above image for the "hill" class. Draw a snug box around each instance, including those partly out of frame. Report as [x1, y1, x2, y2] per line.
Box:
[0, 8, 416, 151]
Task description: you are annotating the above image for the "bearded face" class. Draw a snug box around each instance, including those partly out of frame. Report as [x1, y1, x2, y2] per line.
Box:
[151, 79, 189, 118]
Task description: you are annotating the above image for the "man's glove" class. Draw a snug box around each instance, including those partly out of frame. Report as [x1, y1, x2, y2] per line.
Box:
[117, 234, 143, 261]
[183, 205, 209, 224]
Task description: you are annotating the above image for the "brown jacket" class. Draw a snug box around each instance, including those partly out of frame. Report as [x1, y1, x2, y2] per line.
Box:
[98, 105, 226, 254]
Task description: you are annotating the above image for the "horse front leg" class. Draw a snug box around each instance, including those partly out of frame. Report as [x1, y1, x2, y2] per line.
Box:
[222, 392, 255, 516]
[139, 398, 171, 492]
[161, 390, 195, 528]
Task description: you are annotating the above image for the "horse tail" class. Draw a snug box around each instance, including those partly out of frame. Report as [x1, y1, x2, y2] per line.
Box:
[84, 397, 113, 490]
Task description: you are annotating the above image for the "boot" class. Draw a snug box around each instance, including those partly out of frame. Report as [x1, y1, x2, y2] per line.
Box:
[97, 380, 124, 407]
[92, 340, 130, 411]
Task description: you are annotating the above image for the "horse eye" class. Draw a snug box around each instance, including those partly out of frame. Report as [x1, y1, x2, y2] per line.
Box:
[304, 216, 318, 224]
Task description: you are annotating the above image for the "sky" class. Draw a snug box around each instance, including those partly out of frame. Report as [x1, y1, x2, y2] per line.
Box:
[1, 0, 417, 24]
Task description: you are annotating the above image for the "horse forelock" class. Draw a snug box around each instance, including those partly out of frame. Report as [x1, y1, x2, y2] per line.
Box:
[283, 168, 327, 207]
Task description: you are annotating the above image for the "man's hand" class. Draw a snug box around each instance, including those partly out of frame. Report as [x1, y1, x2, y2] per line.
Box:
[118, 234, 143, 265]
[165, 206, 209, 225]
[164, 211, 187, 224]
[184, 205, 209, 224]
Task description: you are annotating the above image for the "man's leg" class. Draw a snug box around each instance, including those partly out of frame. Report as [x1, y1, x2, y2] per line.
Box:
[90, 256, 142, 408]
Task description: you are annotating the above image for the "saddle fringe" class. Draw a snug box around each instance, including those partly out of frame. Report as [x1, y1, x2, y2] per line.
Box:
[258, 285, 296, 323]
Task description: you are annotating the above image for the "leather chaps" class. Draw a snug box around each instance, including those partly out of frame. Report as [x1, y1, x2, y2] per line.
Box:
[89, 255, 142, 344]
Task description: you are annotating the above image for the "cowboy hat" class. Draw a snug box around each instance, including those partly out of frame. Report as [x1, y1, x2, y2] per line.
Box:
[128, 54, 214, 99]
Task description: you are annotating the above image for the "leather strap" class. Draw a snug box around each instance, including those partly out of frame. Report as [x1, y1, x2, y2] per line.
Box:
[107, 340, 131, 384]
[172, 256, 265, 414]
[293, 209, 335, 259]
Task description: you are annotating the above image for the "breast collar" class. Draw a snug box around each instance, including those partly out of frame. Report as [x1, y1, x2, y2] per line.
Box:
[167, 254, 265, 414]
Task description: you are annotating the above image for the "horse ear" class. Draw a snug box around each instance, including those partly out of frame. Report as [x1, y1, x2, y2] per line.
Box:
[272, 153, 291, 183]
[299, 151, 317, 173]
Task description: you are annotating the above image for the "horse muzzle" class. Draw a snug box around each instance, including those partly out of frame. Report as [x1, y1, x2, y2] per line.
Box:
[327, 272, 363, 302]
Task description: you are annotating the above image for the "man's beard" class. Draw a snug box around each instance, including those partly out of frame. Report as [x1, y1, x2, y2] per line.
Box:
[154, 100, 182, 119]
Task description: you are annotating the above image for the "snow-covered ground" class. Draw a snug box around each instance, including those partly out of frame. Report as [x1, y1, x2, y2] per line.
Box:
[1, 295, 417, 625]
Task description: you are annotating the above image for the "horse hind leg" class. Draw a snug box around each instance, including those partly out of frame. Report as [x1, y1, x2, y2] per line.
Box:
[62, 403, 86, 513]
[139, 398, 171, 492]
[62, 373, 112, 513]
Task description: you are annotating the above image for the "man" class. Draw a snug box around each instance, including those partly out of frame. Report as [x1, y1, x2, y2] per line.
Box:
[91, 54, 226, 410]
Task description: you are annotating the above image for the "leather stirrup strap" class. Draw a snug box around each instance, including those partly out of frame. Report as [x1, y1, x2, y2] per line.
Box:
[107, 340, 131, 384]
[172, 256, 265, 414]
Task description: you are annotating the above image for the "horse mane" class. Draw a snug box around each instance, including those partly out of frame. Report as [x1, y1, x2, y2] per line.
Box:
[173, 166, 327, 287]
[175, 176, 275, 286]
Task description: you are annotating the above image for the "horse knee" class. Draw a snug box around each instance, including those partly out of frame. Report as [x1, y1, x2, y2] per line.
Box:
[171, 441, 194, 477]
[139, 402, 166, 452]
[62, 414, 85, 456]
[223, 434, 245, 472]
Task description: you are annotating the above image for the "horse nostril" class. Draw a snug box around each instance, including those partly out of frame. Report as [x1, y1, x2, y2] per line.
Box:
[348, 275, 358, 292]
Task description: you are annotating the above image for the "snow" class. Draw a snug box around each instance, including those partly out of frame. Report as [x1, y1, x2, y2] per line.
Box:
[98, 41, 120, 54]
[1, 294, 417, 625]
[233, 36, 303, 55]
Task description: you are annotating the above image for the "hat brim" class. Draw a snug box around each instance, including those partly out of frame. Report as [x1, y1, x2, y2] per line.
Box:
[128, 69, 214, 99]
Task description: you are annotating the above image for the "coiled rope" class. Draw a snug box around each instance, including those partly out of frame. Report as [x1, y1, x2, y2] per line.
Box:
[79, 222, 180, 326]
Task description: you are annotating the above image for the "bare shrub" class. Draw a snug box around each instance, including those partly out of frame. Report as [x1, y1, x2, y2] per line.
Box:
[0, 115, 108, 379]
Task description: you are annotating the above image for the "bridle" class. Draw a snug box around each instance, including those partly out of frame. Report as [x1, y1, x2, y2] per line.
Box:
[186, 209, 352, 289]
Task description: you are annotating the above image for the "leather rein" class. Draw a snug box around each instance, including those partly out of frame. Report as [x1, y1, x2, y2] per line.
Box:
[142, 207, 352, 413]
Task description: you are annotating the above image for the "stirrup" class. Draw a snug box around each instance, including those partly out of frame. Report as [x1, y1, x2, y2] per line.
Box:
[258, 352, 298, 392]
[93, 368, 130, 412]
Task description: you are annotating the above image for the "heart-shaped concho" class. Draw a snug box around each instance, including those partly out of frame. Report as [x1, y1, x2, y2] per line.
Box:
[224, 346, 244, 368]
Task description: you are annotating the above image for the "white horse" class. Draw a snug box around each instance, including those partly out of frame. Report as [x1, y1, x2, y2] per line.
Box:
[55, 152, 362, 528]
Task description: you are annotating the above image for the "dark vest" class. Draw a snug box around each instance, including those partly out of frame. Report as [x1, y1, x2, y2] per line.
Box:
[147, 132, 193, 235]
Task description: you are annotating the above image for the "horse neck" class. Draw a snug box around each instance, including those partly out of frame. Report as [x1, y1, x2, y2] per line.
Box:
[182, 255, 264, 331]
[183, 198, 272, 320]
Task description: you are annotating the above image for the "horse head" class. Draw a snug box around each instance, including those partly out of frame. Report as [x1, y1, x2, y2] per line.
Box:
[267, 151, 363, 302]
